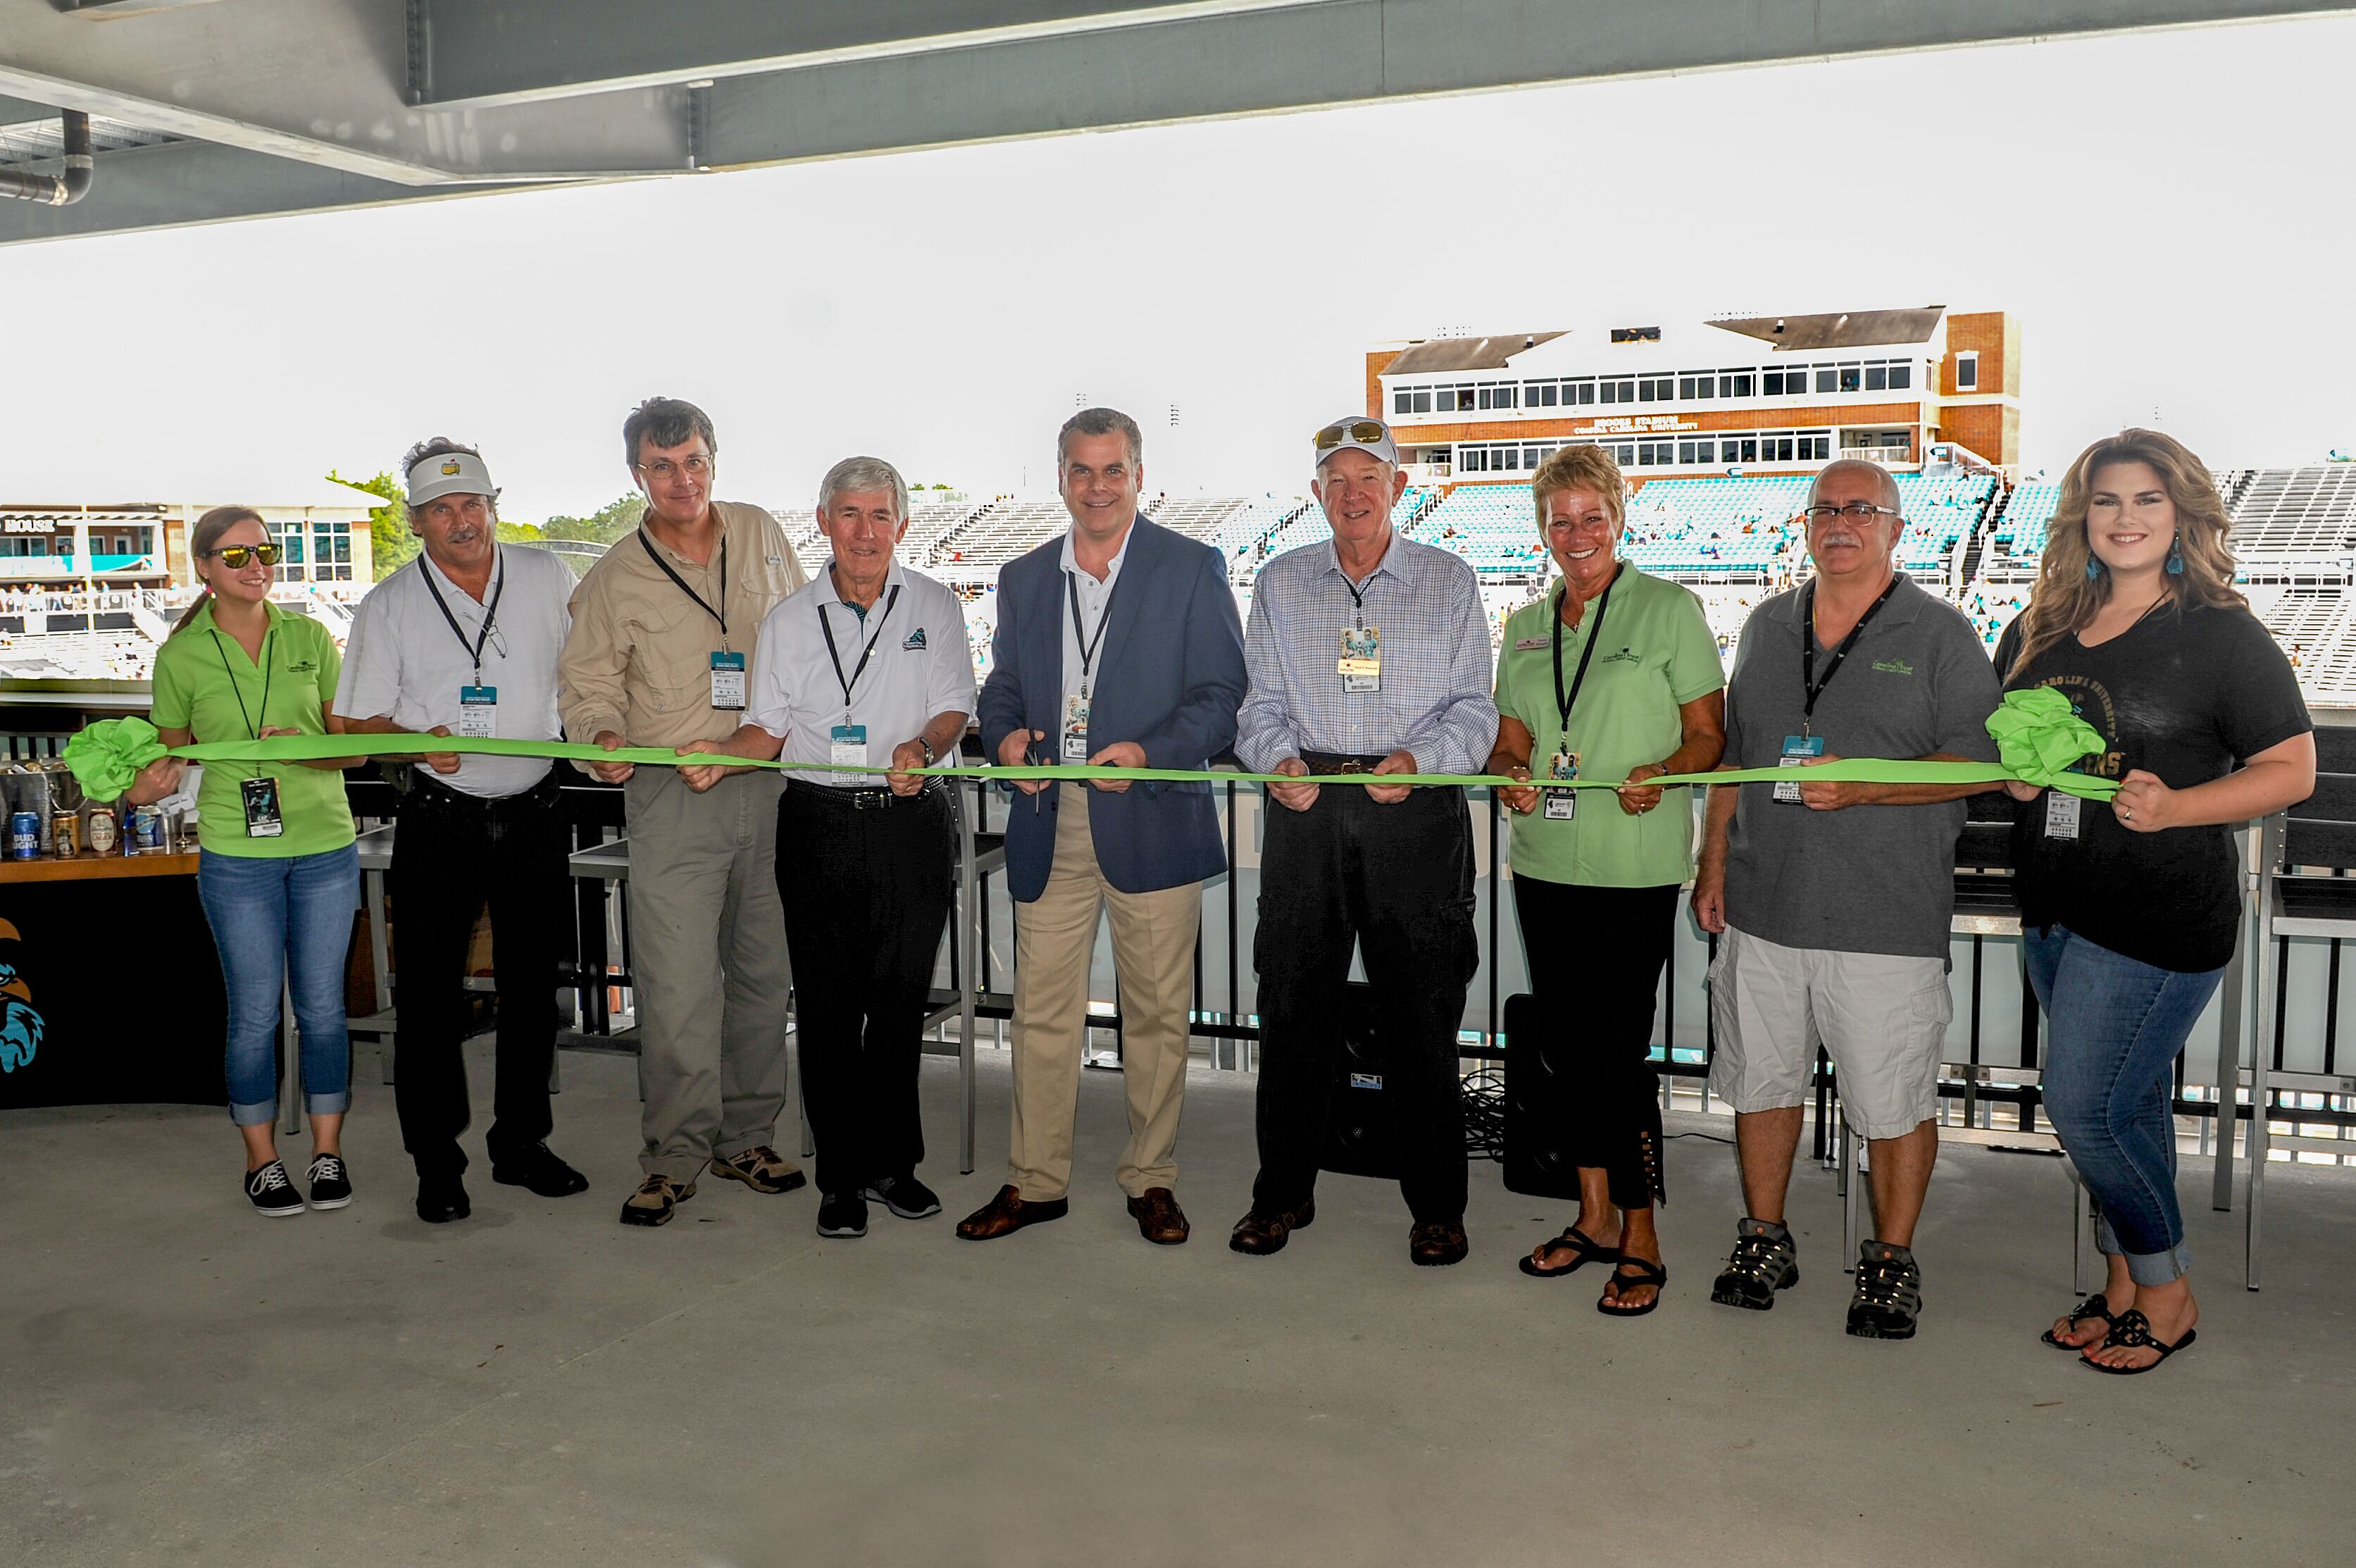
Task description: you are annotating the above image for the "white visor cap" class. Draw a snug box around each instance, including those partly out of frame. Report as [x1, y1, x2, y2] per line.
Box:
[406, 449, 499, 508]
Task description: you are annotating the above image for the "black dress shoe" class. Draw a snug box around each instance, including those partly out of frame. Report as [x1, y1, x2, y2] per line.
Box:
[416, 1174, 471, 1224]
[491, 1143, 590, 1197]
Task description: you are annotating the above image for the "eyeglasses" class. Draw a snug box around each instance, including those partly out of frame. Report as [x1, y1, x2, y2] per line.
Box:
[1800, 502, 1902, 523]
[635, 455, 713, 482]
[1313, 420, 1390, 452]
[206, 544, 282, 568]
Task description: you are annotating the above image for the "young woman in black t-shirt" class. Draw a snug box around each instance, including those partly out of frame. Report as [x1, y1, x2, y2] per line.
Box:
[1997, 429, 2314, 1374]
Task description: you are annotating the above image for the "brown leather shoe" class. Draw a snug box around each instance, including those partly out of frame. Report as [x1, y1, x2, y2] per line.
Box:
[1410, 1219, 1469, 1267]
[954, 1184, 1069, 1240]
[1126, 1187, 1191, 1245]
[1228, 1199, 1315, 1256]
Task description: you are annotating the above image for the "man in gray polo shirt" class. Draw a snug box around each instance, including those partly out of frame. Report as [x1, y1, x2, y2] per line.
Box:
[1693, 458, 2002, 1340]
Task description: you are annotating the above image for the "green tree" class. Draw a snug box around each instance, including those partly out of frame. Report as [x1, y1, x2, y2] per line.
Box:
[541, 492, 645, 545]
[328, 468, 417, 577]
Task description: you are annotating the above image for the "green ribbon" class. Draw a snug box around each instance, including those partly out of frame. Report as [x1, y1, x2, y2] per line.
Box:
[61, 690, 2116, 801]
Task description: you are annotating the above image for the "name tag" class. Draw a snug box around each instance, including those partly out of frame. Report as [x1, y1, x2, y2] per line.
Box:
[457, 684, 497, 739]
[1062, 692, 1091, 763]
[1513, 636, 1549, 651]
[1774, 733, 1826, 804]
[1340, 626, 1381, 693]
[1543, 748, 1577, 820]
[2045, 790, 2081, 840]
[240, 775, 285, 839]
[830, 723, 868, 769]
[709, 651, 747, 711]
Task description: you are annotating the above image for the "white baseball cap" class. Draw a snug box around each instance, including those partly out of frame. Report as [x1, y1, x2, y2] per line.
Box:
[1311, 415, 1398, 470]
[406, 449, 499, 507]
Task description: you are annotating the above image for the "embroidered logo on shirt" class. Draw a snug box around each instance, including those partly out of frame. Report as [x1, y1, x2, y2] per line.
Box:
[1600, 647, 1641, 665]
[1871, 658, 1914, 676]
[285, 659, 318, 674]
[903, 628, 928, 651]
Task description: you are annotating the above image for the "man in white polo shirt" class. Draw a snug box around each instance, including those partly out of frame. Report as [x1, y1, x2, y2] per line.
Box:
[678, 456, 975, 1238]
[338, 438, 590, 1224]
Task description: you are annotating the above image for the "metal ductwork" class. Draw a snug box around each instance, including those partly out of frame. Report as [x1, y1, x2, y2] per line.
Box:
[0, 111, 94, 206]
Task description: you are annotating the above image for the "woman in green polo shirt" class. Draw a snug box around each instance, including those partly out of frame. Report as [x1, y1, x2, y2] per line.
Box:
[123, 506, 363, 1218]
[1488, 445, 1725, 1316]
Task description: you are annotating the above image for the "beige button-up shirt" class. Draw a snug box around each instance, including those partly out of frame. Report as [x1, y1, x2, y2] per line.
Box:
[558, 499, 808, 757]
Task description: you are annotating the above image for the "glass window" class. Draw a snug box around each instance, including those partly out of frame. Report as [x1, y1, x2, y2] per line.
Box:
[1694, 375, 1714, 399]
[335, 535, 351, 564]
[1724, 371, 1752, 398]
[1678, 377, 1697, 399]
[1395, 390, 1412, 415]
[1600, 382, 1618, 405]
[1814, 368, 1836, 394]
[1865, 366, 1887, 392]
[1838, 364, 1862, 392]
[1577, 382, 1595, 405]
[1762, 370, 1785, 397]
[1889, 364, 1910, 391]
[1956, 353, 1978, 390]
[1437, 389, 1457, 413]
[1476, 387, 1493, 410]
[1413, 390, 1431, 413]
[1542, 384, 1559, 406]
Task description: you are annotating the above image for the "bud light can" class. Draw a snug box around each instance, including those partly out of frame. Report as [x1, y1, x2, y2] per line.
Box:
[9, 811, 39, 859]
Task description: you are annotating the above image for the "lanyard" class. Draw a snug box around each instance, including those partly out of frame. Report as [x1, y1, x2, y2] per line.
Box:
[418, 552, 506, 685]
[816, 583, 901, 718]
[640, 528, 730, 649]
[1341, 569, 1373, 630]
[1066, 569, 1114, 697]
[1550, 573, 1616, 743]
[1800, 576, 1898, 734]
[211, 625, 276, 778]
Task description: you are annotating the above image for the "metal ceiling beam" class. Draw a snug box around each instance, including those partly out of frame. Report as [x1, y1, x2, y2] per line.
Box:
[423, 0, 1331, 108]
[698, 0, 2356, 168]
[0, 0, 690, 185]
[0, 133, 539, 244]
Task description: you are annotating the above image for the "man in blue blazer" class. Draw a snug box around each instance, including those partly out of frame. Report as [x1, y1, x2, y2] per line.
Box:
[956, 408, 1247, 1247]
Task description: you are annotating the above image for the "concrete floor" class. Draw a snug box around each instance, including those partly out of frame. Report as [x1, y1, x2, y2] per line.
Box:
[4, 1044, 2352, 1568]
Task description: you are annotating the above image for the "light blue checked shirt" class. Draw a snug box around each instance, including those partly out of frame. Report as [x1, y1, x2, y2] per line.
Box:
[1236, 530, 1500, 775]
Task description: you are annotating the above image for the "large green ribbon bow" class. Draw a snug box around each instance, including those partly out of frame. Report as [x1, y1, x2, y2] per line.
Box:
[1983, 685, 2111, 793]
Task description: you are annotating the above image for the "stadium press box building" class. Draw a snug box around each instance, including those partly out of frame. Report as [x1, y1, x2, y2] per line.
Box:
[1366, 307, 2021, 483]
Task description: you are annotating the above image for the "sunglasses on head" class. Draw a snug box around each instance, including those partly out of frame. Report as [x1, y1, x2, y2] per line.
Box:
[208, 543, 282, 568]
[1313, 419, 1390, 452]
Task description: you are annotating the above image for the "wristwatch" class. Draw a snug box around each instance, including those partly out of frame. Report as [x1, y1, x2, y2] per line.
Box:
[918, 738, 938, 766]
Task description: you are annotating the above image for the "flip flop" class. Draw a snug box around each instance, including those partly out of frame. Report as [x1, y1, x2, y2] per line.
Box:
[1519, 1225, 1621, 1279]
[2040, 1292, 2113, 1348]
[1597, 1257, 1669, 1317]
[2081, 1308, 2196, 1374]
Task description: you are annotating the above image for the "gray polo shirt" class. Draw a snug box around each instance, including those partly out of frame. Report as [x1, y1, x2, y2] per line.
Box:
[1720, 573, 2001, 959]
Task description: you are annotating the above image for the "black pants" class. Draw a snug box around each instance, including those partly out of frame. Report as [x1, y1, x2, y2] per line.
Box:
[1509, 877, 1678, 1210]
[389, 773, 571, 1179]
[1252, 782, 1478, 1224]
[774, 781, 955, 1197]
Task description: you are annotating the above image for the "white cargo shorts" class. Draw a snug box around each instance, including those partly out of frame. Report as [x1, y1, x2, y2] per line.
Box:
[1707, 926, 1949, 1140]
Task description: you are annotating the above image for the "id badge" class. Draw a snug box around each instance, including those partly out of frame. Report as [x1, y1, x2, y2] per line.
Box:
[709, 651, 747, 711]
[1338, 626, 1382, 693]
[830, 723, 868, 769]
[1774, 733, 1826, 804]
[239, 775, 285, 839]
[2046, 790, 2081, 840]
[1544, 749, 1578, 821]
[1062, 692, 1091, 763]
[457, 684, 497, 739]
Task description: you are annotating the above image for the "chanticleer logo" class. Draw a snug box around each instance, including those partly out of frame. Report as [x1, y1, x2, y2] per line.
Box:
[0, 919, 46, 1074]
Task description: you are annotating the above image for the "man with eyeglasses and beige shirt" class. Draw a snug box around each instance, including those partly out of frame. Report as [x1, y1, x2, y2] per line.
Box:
[558, 397, 809, 1227]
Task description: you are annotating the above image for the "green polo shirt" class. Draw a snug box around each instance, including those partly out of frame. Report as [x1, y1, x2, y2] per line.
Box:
[151, 599, 356, 859]
[1493, 566, 1724, 888]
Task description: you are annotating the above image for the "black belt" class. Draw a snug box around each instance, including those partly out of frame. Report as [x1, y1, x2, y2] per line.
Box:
[785, 776, 946, 811]
[408, 767, 563, 814]
[1300, 750, 1395, 776]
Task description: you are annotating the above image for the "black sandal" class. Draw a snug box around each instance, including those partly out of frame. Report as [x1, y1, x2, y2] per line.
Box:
[1597, 1258, 1668, 1317]
[2040, 1293, 2113, 1349]
[2081, 1308, 2196, 1374]
[1519, 1225, 1621, 1279]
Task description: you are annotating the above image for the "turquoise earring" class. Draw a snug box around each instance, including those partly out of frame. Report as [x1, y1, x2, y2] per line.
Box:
[2166, 531, 2185, 576]
[2085, 557, 2103, 582]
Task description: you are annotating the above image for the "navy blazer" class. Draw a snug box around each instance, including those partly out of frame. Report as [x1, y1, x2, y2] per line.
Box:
[978, 515, 1247, 901]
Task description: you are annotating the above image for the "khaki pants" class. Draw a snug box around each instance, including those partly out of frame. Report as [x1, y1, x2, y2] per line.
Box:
[624, 766, 793, 1180]
[1008, 783, 1200, 1201]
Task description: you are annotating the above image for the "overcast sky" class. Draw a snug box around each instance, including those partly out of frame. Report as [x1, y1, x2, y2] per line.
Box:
[2, 14, 2352, 522]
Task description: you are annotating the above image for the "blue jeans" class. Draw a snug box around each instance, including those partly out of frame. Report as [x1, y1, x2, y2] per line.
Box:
[2025, 924, 2222, 1286]
[197, 845, 361, 1128]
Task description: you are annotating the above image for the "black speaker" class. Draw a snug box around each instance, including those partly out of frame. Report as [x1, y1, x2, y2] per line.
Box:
[1319, 982, 1398, 1179]
[1501, 991, 1582, 1200]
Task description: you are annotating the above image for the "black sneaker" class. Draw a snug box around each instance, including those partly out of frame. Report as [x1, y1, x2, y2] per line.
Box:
[491, 1142, 590, 1197]
[861, 1174, 942, 1219]
[306, 1153, 353, 1210]
[1847, 1241, 1923, 1340]
[1710, 1217, 1799, 1309]
[816, 1192, 869, 1238]
[245, 1160, 306, 1217]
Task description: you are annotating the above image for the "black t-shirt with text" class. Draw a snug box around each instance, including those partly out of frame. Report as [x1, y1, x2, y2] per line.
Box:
[1995, 602, 2310, 973]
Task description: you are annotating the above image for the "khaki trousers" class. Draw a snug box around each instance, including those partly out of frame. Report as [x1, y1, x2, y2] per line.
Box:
[1008, 783, 1200, 1201]
[624, 766, 794, 1181]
